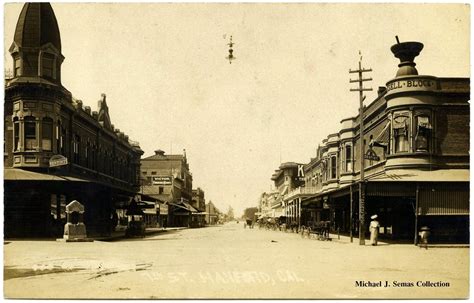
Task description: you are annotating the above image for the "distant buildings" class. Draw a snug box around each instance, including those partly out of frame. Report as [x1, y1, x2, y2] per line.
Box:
[205, 201, 221, 225]
[259, 40, 469, 244]
[4, 3, 143, 238]
[141, 149, 207, 227]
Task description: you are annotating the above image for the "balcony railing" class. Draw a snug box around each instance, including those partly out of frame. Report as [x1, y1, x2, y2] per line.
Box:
[285, 186, 319, 200]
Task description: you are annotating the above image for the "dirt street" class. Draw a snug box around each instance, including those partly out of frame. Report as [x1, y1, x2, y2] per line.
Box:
[4, 222, 469, 299]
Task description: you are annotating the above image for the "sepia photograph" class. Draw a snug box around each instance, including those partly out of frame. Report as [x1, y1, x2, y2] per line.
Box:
[2, 1, 470, 299]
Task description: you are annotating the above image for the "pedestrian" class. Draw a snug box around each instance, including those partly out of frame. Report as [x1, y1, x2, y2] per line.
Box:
[419, 226, 430, 249]
[369, 214, 380, 246]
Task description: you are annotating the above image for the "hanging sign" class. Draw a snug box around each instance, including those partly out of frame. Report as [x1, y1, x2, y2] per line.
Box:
[364, 148, 380, 161]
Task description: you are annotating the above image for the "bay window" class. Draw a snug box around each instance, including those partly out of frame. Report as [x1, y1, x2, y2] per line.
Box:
[345, 145, 352, 172]
[13, 117, 19, 151]
[24, 116, 37, 150]
[415, 115, 431, 152]
[42, 117, 53, 151]
[393, 115, 410, 153]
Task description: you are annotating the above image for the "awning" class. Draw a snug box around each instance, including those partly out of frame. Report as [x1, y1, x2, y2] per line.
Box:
[366, 169, 469, 183]
[143, 209, 157, 215]
[418, 183, 469, 216]
[370, 121, 390, 148]
[4, 168, 90, 182]
[279, 185, 288, 196]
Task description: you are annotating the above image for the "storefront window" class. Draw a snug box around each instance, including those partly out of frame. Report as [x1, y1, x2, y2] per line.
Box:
[42, 117, 53, 151]
[393, 115, 410, 153]
[415, 115, 431, 152]
[24, 116, 37, 150]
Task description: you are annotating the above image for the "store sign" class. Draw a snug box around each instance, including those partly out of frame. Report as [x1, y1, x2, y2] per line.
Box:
[152, 176, 172, 185]
[364, 148, 380, 161]
[386, 78, 437, 93]
[296, 164, 305, 181]
[49, 155, 68, 167]
[159, 204, 169, 215]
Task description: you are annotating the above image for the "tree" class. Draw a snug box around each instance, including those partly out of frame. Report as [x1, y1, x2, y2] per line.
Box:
[243, 207, 258, 221]
[226, 206, 234, 221]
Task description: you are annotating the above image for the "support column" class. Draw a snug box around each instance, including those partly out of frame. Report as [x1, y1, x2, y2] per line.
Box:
[350, 185, 353, 243]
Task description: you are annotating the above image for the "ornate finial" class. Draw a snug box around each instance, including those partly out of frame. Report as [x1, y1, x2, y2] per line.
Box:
[226, 35, 235, 64]
[390, 38, 424, 77]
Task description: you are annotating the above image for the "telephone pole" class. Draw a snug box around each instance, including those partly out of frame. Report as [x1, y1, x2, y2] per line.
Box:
[349, 51, 372, 245]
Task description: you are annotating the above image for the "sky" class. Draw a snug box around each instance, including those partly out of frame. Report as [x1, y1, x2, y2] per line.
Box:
[3, 2, 470, 216]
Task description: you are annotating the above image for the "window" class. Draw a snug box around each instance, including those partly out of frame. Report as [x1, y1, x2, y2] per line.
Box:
[330, 156, 337, 179]
[73, 134, 81, 163]
[42, 117, 53, 151]
[393, 115, 410, 153]
[345, 145, 352, 172]
[151, 171, 157, 175]
[24, 116, 37, 150]
[415, 115, 431, 152]
[13, 117, 19, 151]
[14, 58, 21, 77]
[42, 53, 55, 78]
[159, 186, 164, 194]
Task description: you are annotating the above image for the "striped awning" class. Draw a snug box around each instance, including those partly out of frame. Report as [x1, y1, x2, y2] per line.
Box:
[418, 183, 469, 216]
[371, 121, 390, 148]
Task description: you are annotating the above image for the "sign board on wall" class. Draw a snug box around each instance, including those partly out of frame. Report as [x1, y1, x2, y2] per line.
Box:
[152, 176, 172, 185]
[159, 203, 169, 215]
[49, 155, 68, 167]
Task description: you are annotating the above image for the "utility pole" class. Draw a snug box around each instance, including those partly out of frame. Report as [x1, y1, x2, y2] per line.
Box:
[349, 51, 372, 245]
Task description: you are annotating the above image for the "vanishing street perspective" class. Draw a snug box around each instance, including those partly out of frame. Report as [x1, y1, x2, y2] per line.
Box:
[3, 2, 470, 299]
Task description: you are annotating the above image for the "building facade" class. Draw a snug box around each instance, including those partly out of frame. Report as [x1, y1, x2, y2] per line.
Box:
[141, 149, 198, 227]
[266, 40, 469, 243]
[205, 201, 221, 225]
[4, 3, 143, 238]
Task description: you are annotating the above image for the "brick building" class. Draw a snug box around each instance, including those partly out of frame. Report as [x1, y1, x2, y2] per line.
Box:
[284, 40, 469, 243]
[141, 149, 203, 227]
[4, 3, 143, 238]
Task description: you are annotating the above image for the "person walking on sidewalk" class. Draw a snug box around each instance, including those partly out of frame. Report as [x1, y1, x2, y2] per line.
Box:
[370, 215, 380, 246]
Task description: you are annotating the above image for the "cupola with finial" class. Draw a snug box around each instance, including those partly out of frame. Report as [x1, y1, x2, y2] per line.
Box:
[9, 3, 64, 85]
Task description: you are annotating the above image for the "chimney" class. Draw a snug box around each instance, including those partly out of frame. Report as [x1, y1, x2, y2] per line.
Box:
[155, 149, 165, 156]
[377, 86, 386, 96]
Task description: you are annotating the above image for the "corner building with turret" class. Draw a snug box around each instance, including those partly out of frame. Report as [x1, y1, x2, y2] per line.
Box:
[4, 3, 143, 238]
[285, 41, 469, 244]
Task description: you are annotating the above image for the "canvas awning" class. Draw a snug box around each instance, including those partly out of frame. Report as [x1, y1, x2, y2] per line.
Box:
[4, 168, 90, 182]
[370, 121, 390, 148]
[366, 169, 469, 183]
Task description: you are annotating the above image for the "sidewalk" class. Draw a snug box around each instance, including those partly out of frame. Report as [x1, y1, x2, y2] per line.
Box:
[269, 230, 470, 248]
[94, 227, 186, 241]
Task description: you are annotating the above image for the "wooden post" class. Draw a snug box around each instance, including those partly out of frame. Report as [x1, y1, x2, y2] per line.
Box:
[350, 185, 353, 243]
[350, 52, 372, 245]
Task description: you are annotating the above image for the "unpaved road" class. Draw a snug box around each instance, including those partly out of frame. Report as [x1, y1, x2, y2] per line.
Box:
[4, 222, 469, 298]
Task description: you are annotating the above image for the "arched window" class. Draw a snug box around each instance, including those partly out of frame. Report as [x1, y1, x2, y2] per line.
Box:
[13, 117, 19, 151]
[24, 116, 37, 151]
[42, 117, 53, 151]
